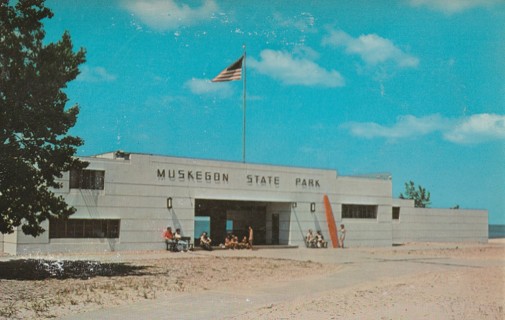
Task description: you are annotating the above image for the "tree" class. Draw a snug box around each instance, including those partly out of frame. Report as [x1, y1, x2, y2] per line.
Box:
[399, 180, 431, 208]
[0, 0, 87, 236]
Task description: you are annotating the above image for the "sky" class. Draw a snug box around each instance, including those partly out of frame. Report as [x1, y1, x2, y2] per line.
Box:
[42, 0, 504, 224]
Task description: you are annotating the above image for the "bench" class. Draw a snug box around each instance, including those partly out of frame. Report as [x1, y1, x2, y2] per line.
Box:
[166, 237, 194, 252]
[180, 237, 194, 251]
[305, 240, 328, 248]
[165, 239, 178, 252]
[305, 240, 317, 248]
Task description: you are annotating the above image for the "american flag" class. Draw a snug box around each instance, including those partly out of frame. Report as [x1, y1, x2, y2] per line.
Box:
[211, 56, 244, 82]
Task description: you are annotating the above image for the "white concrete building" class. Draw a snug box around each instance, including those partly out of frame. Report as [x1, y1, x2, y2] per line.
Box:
[1, 151, 488, 255]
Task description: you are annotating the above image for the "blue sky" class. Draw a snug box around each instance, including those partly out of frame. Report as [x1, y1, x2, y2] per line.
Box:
[43, 0, 504, 224]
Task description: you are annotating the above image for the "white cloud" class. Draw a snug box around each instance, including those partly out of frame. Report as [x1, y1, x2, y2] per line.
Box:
[342, 113, 505, 144]
[123, 0, 218, 31]
[408, 0, 499, 14]
[292, 46, 320, 61]
[444, 114, 505, 144]
[342, 114, 447, 139]
[322, 29, 419, 68]
[249, 49, 345, 87]
[184, 78, 232, 97]
[78, 66, 117, 82]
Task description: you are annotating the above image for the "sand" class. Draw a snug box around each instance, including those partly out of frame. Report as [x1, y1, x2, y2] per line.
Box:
[0, 240, 504, 319]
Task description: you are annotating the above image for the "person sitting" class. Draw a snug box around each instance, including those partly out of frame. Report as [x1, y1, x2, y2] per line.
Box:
[223, 235, 231, 249]
[231, 235, 240, 249]
[316, 230, 327, 248]
[162, 226, 175, 251]
[224, 233, 236, 249]
[174, 228, 188, 252]
[199, 232, 212, 251]
[305, 229, 316, 248]
[240, 235, 250, 249]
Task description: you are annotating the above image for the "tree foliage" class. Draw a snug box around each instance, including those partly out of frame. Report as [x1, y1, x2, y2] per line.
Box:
[399, 180, 431, 208]
[0, 0, 87, 236]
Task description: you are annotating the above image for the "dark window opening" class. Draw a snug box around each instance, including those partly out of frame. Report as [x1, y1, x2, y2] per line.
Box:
[70, 169, 105, 190]
[392, 207, 400, 220]
[342, 204, 378, 219]
[49, 219, 120, 239]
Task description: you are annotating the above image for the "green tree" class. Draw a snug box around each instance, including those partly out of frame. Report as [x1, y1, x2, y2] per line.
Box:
[399, 180, 431, 208]
[0, 0, 87, 236]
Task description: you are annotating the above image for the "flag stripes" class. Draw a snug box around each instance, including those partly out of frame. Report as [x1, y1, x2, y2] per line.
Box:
[212, 56, 244, 82]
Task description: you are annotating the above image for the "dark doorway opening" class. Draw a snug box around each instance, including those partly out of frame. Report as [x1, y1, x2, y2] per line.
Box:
[272, 214, 279, 245]
[195, 199, 267, 246]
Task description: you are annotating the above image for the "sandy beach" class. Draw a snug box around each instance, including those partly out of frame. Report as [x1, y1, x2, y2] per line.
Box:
[1, 240, 504, 319]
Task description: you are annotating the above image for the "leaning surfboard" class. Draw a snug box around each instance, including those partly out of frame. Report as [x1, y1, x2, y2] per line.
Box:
[324, 194, 339, 248]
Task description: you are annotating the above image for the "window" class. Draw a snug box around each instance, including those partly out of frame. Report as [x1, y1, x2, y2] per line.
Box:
[226, 220, 234, 233]
[49, 219, 120, 239]
[69, 169, 105, 190]
[342, 204, 377, 219]
[392, 207, 400, 220]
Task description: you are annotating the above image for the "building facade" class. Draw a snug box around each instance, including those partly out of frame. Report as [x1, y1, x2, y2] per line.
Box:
[1, 151, 488, 255]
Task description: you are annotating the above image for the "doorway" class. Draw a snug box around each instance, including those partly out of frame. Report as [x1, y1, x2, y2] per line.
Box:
[272, 214, 279, 245]
[195, 199, 267, 246]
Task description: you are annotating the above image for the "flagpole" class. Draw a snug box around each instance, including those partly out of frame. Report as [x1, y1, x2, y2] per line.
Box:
[242, 45, 246, 163]
[211, 50, 246, 162]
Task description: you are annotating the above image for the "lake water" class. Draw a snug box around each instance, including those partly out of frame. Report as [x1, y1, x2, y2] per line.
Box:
[489, 225, 505, 238]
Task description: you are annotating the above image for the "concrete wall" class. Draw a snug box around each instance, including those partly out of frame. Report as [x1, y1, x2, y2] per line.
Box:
[266, 202, 292, 245]
[329, 176, 394, 247]
[13, 153, 342, 254]
[393, 207, 488, 243]
[6, 152, 489, 255]
[393, 198, 415, 208]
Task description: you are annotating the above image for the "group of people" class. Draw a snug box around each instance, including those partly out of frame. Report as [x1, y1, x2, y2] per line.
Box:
[164, 224, 347, 251]
[162, 226, 190, 252]
[218, 226, 254, 250]
[305, 224, 347, 248]
[305, 229, 328, 248]
[163, 226, 254, 252]
[220, 233, 250, 250]
[200, 226, 254, 251]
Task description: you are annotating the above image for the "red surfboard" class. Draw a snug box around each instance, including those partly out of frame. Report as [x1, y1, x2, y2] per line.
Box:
[324, 194, 339, 248]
